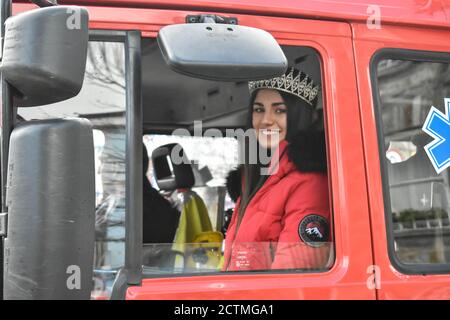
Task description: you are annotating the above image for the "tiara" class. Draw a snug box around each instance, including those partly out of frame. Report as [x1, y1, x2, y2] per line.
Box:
[248, 68, 320, 107]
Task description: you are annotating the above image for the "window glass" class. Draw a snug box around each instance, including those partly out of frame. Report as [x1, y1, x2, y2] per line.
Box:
[144, 134, 238, 225]
[141, 39, 333, 275]
[143, 134, 238, 273]
[376, 58, 450, 265]
[18, 41, 126, 298]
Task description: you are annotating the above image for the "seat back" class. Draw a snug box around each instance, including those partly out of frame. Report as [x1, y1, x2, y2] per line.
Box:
[151, 143, 195, 190]
[151, 143, 215, 270]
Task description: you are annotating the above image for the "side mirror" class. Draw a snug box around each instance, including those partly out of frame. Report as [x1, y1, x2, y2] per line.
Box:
[157, 23, 288, 81]
[3, 118, 95, 300]
[151, 143, 195, 190]
[1, 5, 89, 107]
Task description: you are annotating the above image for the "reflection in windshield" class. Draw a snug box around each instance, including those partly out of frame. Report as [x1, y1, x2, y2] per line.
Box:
[142, 242, 334, 274]
[386, 141, 417, 164]
[378, 59, 450, 265]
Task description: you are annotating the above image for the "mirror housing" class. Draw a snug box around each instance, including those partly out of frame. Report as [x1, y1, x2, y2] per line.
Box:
[3, 118, 95, 300]
[1, 5, 89, 107]
[157, 23, 288, 81]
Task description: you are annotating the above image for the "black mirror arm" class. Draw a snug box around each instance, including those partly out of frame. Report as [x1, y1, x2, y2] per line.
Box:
[30, 0, 57, 7]
[186, 14, 238, 25]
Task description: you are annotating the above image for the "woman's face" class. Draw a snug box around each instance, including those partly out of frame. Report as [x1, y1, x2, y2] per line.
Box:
[252, 89, 287, 149]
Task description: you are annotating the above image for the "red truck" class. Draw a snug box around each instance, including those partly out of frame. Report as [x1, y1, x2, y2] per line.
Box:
[0, 0, 450, 300]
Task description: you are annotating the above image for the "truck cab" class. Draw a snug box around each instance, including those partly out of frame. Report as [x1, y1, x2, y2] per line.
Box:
[1, 0, 450, 300]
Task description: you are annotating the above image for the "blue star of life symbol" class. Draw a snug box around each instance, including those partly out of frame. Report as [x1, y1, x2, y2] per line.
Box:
[422, 98, 450, 174]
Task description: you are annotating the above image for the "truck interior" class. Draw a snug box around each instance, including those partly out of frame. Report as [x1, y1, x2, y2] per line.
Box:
[139, 39, 330, 274]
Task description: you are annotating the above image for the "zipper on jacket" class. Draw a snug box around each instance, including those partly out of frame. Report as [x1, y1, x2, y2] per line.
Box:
[224, 148, 287, 271]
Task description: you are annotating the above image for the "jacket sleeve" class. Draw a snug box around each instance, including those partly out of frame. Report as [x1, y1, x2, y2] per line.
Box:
[271, 173, 331, 270]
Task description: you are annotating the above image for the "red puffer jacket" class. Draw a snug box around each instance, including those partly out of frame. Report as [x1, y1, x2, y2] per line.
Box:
[223, 139, 331, 271]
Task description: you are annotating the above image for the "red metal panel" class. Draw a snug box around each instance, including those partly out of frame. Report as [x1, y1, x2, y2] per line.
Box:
[14, 0, 450, 29]
[353, 22, 450, 299]
[10, 2, 378, 299]
[12, 3, 350, 38]
[117, 12, 373, 299]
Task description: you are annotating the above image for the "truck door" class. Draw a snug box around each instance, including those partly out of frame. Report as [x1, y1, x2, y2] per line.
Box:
[126, 11, 375, 300]
[353, 19, 450, 298]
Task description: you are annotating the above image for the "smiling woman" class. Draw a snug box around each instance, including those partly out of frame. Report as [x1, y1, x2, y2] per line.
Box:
[139, 39, 332, 276]
[223, 67, 330, 271]
[252, 89, 287, 149]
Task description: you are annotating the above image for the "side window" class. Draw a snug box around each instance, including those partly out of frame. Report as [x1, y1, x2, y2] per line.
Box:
[141, 38, 334, 276]
[374, 53, 450, 271]
[17, 41, 126, 298]
[142, 134, 239, 273]
[144, 134, 238, 228]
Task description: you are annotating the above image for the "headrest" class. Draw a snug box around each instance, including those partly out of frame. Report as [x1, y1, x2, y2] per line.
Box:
[151, 143, 195, 190]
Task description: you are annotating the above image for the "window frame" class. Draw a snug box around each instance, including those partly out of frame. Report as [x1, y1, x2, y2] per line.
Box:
[140, 42, 335, 279]
[83, 29, 143, 298]
[370, 48, 450, 275]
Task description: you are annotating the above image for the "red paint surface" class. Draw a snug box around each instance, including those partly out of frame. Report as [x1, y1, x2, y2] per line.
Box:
[353, 22, 450, 300]
[11, 0, 450, 299]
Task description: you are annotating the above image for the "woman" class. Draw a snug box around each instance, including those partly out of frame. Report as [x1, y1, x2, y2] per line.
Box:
[223, 67, 331, 271]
